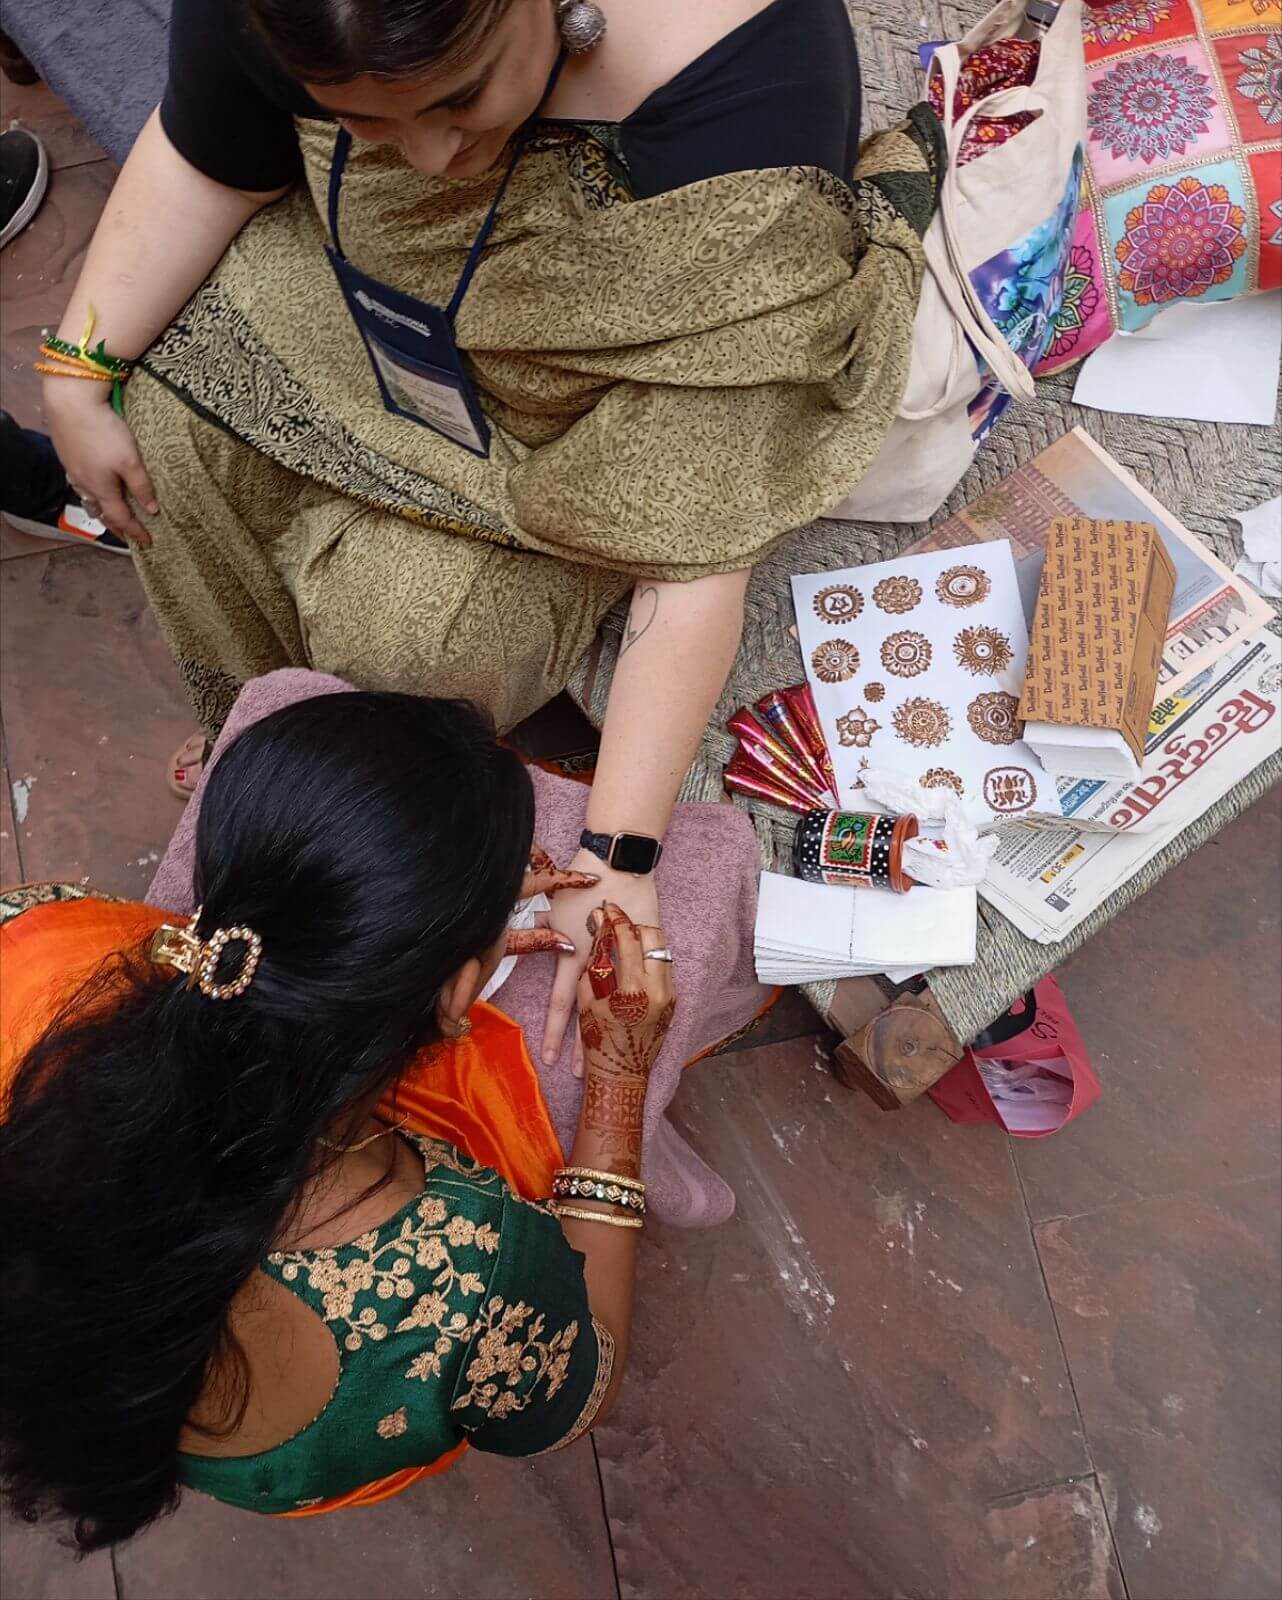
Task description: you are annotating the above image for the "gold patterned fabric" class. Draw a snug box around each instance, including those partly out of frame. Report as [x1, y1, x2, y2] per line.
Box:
[131, 108, 943, 733]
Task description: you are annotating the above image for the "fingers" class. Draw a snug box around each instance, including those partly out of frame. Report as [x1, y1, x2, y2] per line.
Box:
[605, 903, 645, 994]
[542, 953, 579, 1066]
[506, 927, 577, 957]
[122, 454, 160, 518]
[635, 924, 675, 1005]
[521, 844, 598, 901]
[583, 907, 617, 1000]
[571, 1031, 585, 1080]
[95, 473, 151, 547]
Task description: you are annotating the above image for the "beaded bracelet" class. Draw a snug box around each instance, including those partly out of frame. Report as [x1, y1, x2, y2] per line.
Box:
[551, 1203, 643, 1231]
[552, 1173, 646, 1213]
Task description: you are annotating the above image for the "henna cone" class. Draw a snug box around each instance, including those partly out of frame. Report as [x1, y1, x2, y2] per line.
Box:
[755, 691, 831, 796]
[724, 761, 814, 814]
[781, 683, 840, 804]
[726, 708, 800, 774]
[733, 733, 831, 809]
[727, 710, 831, 808]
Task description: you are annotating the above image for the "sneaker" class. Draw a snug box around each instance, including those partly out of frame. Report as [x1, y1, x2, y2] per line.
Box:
[2, 503, 131, 554]
[0, 127, 48, 248]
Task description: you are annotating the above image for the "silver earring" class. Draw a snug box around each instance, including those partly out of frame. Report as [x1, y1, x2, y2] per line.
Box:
[557, 0, 607, 52]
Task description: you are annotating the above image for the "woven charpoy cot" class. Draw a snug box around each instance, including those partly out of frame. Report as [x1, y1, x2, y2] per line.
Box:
[568, 0, 1281, 1047]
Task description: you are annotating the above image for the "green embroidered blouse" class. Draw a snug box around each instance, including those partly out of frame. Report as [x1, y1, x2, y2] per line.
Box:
[177, 1137, 612, 1511]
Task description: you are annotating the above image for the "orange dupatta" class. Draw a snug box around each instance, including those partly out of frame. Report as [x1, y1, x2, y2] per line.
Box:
[0, 894, 565, 1517]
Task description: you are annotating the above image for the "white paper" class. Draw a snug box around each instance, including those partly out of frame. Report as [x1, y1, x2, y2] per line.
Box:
[1232, 496, 1282, 599]
[478, 893, 550, 1002]
[793, 542, 1045, 821]
[1073, 294, 1282, 428]
[753, 872, 976, 982]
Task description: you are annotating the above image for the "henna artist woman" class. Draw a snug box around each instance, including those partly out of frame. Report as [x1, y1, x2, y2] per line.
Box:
[41, 0, 943, 1064]
[0, 693, 672, 1542]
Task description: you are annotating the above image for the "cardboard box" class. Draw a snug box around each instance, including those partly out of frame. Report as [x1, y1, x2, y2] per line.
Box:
[1019, 517, 1176, 779]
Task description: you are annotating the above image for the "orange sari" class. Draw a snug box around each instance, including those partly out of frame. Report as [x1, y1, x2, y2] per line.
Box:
[0, 892, 565, 1516]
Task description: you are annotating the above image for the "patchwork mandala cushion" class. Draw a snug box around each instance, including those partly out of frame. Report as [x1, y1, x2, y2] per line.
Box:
[1035, 0, 1280, 370]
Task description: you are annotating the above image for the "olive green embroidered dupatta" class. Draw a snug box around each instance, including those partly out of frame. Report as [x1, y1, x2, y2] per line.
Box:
[140, 107, 944, 582]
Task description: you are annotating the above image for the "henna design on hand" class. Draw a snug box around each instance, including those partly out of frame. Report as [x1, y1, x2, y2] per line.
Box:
[608, 990, 648, 1024]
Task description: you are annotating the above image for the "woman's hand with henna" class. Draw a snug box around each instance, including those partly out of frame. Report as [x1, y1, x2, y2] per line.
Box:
[503, 844, 599, 957]
[574, 904, 675, 1173]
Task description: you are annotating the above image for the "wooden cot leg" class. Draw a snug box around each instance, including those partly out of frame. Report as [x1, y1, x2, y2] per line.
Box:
[825, 975, 965, 1109]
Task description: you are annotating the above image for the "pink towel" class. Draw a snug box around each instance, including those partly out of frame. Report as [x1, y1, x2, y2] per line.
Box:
[147, 671, 769, 1226]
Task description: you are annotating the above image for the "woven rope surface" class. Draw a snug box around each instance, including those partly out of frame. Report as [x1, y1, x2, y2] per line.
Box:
[568, 0, 1282, 1041]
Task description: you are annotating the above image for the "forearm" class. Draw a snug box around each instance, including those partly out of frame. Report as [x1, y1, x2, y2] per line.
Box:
[556, 1068, 644, 1420]
[586, 570, 751, 838]
[54, 110, 289, 359]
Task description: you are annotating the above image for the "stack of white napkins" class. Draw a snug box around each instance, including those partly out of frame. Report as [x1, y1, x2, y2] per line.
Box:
[753, 872, 978, 986]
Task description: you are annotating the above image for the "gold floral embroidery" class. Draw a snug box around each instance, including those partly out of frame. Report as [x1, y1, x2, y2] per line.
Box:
[533, 1319, 616, 1455]
[452, 1297, 578, 1423]
[267, 1191, 498, 1356]
[376, 1407, 409, 1439]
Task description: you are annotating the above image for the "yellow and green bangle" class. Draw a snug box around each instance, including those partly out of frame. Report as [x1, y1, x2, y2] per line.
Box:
[34, 309, 134, 415]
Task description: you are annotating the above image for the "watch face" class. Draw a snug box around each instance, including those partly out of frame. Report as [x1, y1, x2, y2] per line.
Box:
[609, 833, 658, 874]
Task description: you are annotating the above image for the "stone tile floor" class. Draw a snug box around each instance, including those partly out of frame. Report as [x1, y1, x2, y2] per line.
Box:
[2, 80, 1280, 1600]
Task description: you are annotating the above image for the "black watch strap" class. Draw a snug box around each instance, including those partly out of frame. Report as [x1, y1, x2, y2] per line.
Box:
[579, 829, 663, 874]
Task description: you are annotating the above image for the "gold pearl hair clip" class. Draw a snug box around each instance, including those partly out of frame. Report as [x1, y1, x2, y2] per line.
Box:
[149, 907, 264, 1001]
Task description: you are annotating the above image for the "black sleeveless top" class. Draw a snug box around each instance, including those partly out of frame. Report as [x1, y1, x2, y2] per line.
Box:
[160, 0, 862, 198]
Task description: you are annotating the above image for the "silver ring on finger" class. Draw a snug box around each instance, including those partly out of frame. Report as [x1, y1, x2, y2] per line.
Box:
[643, 948, 675, 964]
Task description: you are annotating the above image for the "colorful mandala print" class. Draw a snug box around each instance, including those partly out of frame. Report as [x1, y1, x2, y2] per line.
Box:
[894, 697, 952, 749]
[811, 638, 860, 684]
[872, 575, 923, 614]
[1088, 52, 1217, 166]
[813, 584, 864, 625]
[863, 681, 886, 703]
[1046, 245, 1103, 363]
[920, 767, 965, 795]
[967, 692, 1023, 746]
[1082, 0, 1175, 51]
[837, 706, 881, 748]
[881, 630, 933, 678]
[954, 625, 1014, 676]
[1117, 177, 1247, 305]
[936, 565, 992, 607]
[1237, 37, 1282, 128]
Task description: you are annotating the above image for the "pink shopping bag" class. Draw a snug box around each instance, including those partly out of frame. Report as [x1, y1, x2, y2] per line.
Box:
[928, 975, 1099, 1137]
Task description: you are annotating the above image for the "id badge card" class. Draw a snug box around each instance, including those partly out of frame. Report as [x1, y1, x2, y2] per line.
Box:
[327, 248, 492, 458]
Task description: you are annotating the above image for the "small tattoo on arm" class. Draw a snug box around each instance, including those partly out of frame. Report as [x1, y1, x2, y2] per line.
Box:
[619, 585, 659, 657]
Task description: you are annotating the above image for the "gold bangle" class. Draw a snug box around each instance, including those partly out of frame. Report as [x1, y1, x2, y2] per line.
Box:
[555, 1165, 645, 1194]
[552, 1203, 643, 1231]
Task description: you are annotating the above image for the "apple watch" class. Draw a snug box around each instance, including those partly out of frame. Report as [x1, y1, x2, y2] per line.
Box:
[579, 829, 663, 875]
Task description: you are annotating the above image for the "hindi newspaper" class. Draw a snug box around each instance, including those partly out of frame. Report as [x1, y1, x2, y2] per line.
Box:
[909, 428, 1271, 697]
[982, 633, 1281, 942]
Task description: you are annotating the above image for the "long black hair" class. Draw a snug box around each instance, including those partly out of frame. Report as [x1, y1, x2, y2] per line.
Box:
[0, 692, 533, 1552]
[246, 0, 514, 84]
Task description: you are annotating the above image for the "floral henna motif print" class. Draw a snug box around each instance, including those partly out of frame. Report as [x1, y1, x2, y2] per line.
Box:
[936, 565, 991, 607]
[811, 638, 860, 683]
[968, 691, 1023, 745]
[864, 681, 886, 702]
[881, 630, 933, 678]
[813, 584, 864, 624]
[873, 576, 922, 614]
[893, 697, 952, 748]
[953, 625, 1014, 676]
